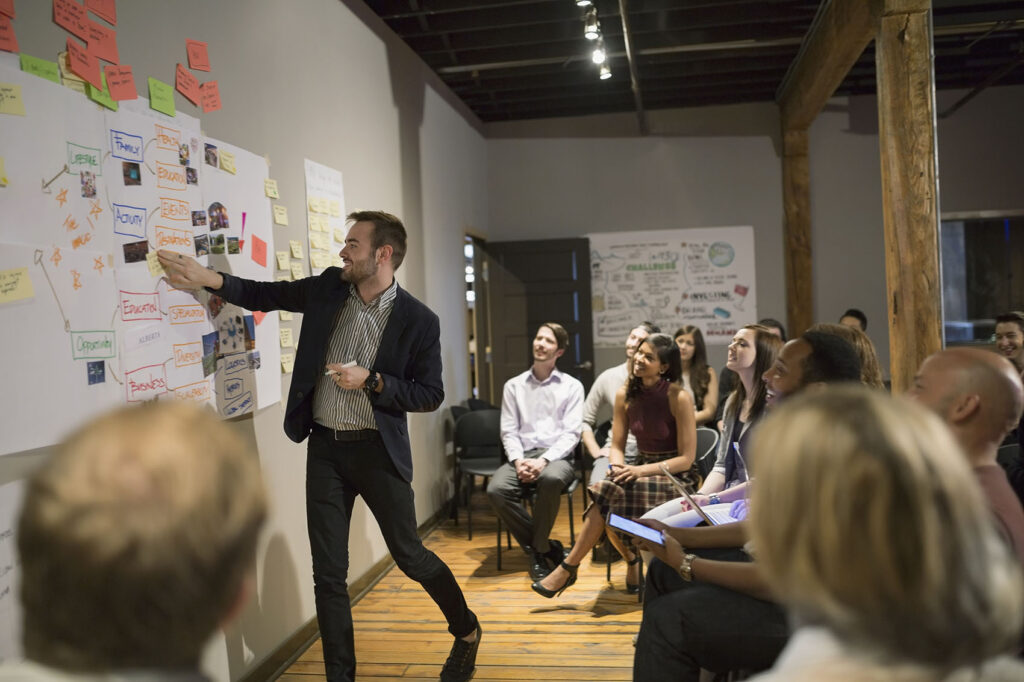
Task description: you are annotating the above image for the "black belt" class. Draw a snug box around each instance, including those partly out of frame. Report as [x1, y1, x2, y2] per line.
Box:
[313, 423, 379, 442]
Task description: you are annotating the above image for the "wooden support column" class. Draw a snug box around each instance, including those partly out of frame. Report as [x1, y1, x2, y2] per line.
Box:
[876, 2, 942, 392]
[782, 129, 813, 337]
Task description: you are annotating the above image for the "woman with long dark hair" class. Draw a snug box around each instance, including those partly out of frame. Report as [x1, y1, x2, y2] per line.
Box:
[673, 325, 718, 426]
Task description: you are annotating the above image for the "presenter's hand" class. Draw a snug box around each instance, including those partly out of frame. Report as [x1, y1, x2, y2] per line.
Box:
[610, 463, 641, 485]
[326, 363, 370, 390]
[157, 250, 223, 290]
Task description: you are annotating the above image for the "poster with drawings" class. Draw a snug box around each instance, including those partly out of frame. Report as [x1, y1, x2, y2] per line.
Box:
[588, 226, 757, 347]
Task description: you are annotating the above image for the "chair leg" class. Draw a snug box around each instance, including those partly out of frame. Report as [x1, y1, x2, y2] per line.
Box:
[496, 518, 502, 571]
[451, 467, 460, 525]
[567, 488, 576, 545]
[467, 475, 474, 541]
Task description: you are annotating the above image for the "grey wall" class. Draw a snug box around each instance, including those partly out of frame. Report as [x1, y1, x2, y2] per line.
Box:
[4, 2, 487, 680]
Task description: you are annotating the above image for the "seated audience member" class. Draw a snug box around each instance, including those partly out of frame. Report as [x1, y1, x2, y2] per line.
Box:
[995, 311, 1024, 377]
[531, 333, 696, 598]
[906, 347, 1024, 562]
[674, 325, 719, 426]
[716, 318, 785, 424]
[838, 307, 867, 332]
[581, 323, 658, 487]
[808, 322, 885, 389]
[487, 322, 583, 581]
[2, 401, 268, 681]
[632, 331, 862, 681]
[746, 388, 1024, 681]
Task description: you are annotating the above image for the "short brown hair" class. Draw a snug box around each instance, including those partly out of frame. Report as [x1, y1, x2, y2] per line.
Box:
[540, 322, 569, 351]
[18, 402, 267, 670]
[347, 210, 407, 270]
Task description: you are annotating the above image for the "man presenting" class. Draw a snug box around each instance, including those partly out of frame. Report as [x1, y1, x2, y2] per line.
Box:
[158, 211, 479, 682]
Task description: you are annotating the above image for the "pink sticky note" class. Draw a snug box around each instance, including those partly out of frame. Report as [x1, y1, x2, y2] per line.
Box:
[104, 64, 136, 100]
[66, 37, 102, 88]
[175, 62, 200, 105]
[252, 311, 267, 325]
[186, 39, 210, 71]
[251, 235, 267, 268]
[200, 80, 221, 113]
[85, 0, 115, 25]
[0, 0, 14, 19]
[86, 18, 117, 63]
[0, 15, 17, 53]
[54, 0, 90, 42]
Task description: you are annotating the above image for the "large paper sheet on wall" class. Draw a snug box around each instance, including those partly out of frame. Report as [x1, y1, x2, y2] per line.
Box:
[588, 227, 758, 347]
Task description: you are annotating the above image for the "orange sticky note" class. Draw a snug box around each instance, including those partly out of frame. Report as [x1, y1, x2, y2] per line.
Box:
[54, 0, 90, 42]
[85, 0, 115, 25]
[251, 235, 267, 268]
[186, 39, 210, 71]
[0, 0, 14, 19]
[104, 64, 135, 100]
[66, 37, 102, 88]
[175, 63, 200, 105]
[200, 80, 221, 113]
[0, 15, 17, 53]
[86, 18, 117, 63]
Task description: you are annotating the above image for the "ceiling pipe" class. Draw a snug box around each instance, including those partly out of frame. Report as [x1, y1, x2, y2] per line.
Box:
[617, 0, 648, 135]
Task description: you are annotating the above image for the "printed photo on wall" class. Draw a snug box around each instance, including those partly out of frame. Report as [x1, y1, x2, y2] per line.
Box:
[122, 161, 141, 186]
[227, 237, 240, 254]
[186, 167, 198, 185]
[192, 210, 207, 226]
[122, 240, 149, 263]
[243, 314, 256, 350]
[208, 201, 229, 230]
[210, 233, 225, 254]
[80, 171, 96, 198]
[179, 143, 190, 166]
[204, 143, 218, 167]
[194, 234, 209, 256]
[207, 293, 226, 320]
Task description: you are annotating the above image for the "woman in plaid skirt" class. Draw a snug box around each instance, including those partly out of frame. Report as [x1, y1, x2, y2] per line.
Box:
[532, 333, 697, 598]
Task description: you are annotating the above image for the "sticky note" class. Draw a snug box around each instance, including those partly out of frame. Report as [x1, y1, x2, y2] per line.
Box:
[219, 149, 236, 174]
[147, 77, 175, 116]
[290, 262, 305, 280]
[86, 0, 116, 25]
[54, 0, 90, 42]
[0, 267, 34, 303]
[280, 352, 295, 373]
[175, 63, 200, 105]
[66, 38, 102, 89]
[251, 235, 267, 267]
[307, 196, 321, 213]
[275, 251, 289, 270]
[57, 51, 87, 94]
[21, 54, 61, 84]
[86, 19, 118, 63]
[273, 205, 289, 226]
[311, 252, 329, 269]
[279, 327, 293, 348]
[279, 310, 293, 321]
[0, 15, 17, 53]
[186, 39, 210, 71]
[86, 70, 117, 110]
[253, 311, 266, 325]
[334, 228, 346, 243]
[289, 240, 303, 259]
[146, 251, 165, 277]
[0, 0, 13, 19]
[264, 178, 279, 199]
[329, 200, 341, 217]
[0, 156, 7, 186]
[0, 82, 24, 116]
[104, 64, 136, 100]
[200, 80, 220, 113]
[276, 273, 292, 282]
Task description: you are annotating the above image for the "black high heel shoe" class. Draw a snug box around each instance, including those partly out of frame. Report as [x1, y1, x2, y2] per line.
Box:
[626, 555, 644, 599]
[531, 561, 578, 598]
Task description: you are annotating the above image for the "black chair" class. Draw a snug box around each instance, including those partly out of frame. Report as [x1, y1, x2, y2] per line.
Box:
[452, 409, 505, 540]
[466, 397, 497, 411]
[694, 427, 721, 482]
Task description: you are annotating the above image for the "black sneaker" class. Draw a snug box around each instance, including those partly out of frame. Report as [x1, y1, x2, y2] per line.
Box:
[440, 623, 482, 681]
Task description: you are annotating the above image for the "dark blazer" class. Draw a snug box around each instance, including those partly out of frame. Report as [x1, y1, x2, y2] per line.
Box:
[215, 268, 444, 482]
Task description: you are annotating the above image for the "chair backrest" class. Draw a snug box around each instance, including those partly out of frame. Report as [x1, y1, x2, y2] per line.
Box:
[593, 419, 612, 448]
[466, 398, 498, 411]
[997, 442, 1021, 471]
[450, 405, 470, 423]
[695, 427, 721, 479]
[454, 409, 504, 461]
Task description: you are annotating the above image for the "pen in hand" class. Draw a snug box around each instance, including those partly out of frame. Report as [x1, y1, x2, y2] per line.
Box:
[324, 360, 357, 376]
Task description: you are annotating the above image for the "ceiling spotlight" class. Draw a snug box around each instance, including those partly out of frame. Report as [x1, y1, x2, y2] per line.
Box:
[584, 7, 599, 40]
[576, 0, 592, 7]
[591, 37, 606, 64]
[599, 64, 611, 80]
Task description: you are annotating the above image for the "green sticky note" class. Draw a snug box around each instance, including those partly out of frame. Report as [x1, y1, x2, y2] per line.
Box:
[87, 72, 118, 111]
[147, 77, 175, 117]
[20, 54, 61, 85]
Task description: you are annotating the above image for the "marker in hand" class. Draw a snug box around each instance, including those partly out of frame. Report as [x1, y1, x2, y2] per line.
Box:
[325, 360, 357, 376]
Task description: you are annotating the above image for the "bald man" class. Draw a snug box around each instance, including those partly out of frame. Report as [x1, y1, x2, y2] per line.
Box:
[906, 347, 1024, 563]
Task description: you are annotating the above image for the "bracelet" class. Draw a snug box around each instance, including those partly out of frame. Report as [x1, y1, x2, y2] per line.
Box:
[709, 493, 721, 505]
[678, 553, 697, 581]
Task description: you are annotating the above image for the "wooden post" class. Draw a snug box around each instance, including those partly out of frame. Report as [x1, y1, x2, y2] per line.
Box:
[876, 2, 942, 392]
[782, 129, 813, 337]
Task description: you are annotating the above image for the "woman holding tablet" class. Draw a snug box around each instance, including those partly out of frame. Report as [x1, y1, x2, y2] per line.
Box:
[532, 333, 697, 598]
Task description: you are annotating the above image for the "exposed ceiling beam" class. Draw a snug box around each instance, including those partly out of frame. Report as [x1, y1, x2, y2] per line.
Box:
[618, 0, 648, 135]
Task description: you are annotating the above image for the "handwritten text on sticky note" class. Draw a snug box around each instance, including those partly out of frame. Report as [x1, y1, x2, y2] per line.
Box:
[0, 267, 35, 303]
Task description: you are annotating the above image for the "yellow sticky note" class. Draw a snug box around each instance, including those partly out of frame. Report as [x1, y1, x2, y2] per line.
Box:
[334, 229, 346, 243]
[329, 200, 341, 217]
[0, 83, 26, 116]
[273, 204, 289, 226]
[279, 310, 293, 321]
[279, 327, 294, 348]
[0, 157, 7, 187]
[290, 262, 305, 280]
[146, 251, 166, 277]
[311, 252, 329, 269]
[219, 149, 237, 174]
[264, 178, 279, 199]
[289, 240, 303, 259]
[307, 196, 320, 213]
[275, 273, 293, 282]
[310, 233, 328, 251]
[280, 352, 295, 373]
[0, 267, 35, 303]
[275, 251, 290, 270]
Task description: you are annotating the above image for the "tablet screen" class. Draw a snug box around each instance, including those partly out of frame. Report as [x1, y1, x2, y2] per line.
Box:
[607, 513, 665, 545]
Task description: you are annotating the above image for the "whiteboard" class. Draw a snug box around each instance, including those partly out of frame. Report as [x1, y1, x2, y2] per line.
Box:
[588, 226, 758, 347]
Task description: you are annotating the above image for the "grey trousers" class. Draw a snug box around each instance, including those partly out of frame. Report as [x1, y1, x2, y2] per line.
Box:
[485, 454, 576, 554]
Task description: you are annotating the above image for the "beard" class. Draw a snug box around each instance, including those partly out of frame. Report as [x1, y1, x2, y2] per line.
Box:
[340, 256, 378, 283]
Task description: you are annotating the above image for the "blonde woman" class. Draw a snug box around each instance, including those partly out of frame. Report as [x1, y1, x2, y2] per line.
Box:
[748, 387, 1024, 681]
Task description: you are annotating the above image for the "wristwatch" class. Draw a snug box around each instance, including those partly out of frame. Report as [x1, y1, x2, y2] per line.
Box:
[709, 493, 721, 505]
[678, 552, 697, 582]
[364, 370, 380, 392]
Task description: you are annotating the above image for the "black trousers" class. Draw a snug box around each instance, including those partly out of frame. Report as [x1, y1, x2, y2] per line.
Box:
[307, 428, 477, 682]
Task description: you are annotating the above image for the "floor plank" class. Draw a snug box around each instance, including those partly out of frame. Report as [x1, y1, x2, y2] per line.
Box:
[280, 483, 641, 680]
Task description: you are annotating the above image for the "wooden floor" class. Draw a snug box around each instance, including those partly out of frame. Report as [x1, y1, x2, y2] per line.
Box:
[280, 483, 642, 681]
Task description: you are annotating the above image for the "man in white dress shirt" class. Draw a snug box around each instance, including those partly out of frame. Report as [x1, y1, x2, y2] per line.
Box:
[487, 322, 584, 581]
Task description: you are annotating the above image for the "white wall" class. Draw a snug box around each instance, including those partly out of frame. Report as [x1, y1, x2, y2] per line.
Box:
[3, 1, 486, 680]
